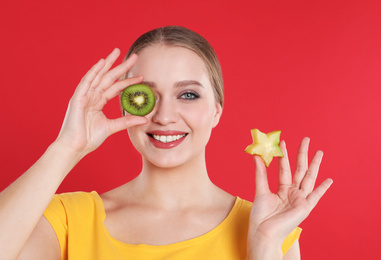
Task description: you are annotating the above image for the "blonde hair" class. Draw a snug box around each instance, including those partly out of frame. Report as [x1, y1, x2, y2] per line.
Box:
[124, 26, 224, 107]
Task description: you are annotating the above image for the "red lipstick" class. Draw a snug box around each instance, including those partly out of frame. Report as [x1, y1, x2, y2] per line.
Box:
[147, 130, 188, 149]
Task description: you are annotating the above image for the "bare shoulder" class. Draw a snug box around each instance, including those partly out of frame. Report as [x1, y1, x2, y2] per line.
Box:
[213, 185, 236, 210]
[18, 216, 60, 260]
[99, 183, 134, 211]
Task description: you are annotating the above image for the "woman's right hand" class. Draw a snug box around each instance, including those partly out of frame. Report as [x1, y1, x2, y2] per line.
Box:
[55, 48, 147, 158]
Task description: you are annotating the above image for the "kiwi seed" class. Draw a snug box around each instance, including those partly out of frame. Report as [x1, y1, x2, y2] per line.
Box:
[121, 84, 155, 116]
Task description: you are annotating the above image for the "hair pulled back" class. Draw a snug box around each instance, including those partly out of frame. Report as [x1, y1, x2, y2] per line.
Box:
[124, 26, 224, 107]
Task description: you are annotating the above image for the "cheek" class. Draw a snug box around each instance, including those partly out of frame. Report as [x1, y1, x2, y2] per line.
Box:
[183, 101, 217, 134]
[127, 126, 145, 150]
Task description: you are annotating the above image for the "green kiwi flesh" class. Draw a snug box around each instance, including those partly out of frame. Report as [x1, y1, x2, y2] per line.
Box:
[121, 84, 155, 116]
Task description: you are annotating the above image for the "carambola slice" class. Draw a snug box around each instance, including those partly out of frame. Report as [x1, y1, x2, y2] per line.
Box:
[245, 129, 284, 167]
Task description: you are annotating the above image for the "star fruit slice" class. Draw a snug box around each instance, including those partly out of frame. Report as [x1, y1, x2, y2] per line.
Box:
[245, 129, 284, 167]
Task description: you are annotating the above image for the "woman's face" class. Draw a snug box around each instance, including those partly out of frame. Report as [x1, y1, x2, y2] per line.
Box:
[126, 44, 222, 168]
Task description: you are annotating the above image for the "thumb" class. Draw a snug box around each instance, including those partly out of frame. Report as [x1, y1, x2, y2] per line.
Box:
[108, 115, 148, 135]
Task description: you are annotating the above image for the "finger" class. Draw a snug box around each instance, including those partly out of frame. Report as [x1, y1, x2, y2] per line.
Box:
[306, 178, 333, 209]
[96, 53, 138, 94]
[300, 150, 323, 194]
[278, 140, 292, 188]
[90, 48, 121, 89]
[293, 137, 310, 188]
[74, 59, 105, 97]
[103, 75, 144, 101]
[108, 115, 148, 136]
[254, 155, 271, 196]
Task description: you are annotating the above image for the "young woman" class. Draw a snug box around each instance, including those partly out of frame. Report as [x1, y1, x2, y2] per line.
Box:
[0, 26, 333, 260]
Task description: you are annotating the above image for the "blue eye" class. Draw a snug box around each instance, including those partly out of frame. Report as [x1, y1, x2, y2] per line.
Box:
[180, 91, 200, 100]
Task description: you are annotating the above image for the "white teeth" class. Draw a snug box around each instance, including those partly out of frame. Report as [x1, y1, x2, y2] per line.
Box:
[152, 134, 186, 143]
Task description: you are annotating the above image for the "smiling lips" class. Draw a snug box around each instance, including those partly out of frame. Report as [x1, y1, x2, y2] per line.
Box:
[147, 131, 188, 149]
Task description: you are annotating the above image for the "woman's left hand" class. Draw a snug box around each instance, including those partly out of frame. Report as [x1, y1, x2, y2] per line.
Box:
[247, 137, 333, 258]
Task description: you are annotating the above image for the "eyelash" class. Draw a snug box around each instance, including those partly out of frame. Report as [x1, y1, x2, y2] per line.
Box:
[179, 91, 200, 100]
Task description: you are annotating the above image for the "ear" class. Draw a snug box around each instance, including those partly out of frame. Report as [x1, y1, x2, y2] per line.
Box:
[212, 103, 223, 128]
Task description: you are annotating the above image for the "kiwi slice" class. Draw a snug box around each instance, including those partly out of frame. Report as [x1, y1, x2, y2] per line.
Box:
[244, 129, 284, 167]
[121, 84, 155, 116]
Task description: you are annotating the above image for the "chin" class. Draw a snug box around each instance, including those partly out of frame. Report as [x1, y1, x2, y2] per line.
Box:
[142, 150, 203, 170]
[144, 155, 189, 169]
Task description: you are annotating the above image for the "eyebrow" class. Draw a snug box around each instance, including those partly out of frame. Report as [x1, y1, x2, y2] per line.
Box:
[141, 80, 204, 89]
[141, 81, 157, 89]
[174, 80, 204, 89]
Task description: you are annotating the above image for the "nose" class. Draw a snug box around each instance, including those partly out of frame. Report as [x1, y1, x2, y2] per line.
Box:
[151, 98, 179, 126]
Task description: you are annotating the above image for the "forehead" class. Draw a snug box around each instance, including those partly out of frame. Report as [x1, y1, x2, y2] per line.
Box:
[128, 44, 210, 86]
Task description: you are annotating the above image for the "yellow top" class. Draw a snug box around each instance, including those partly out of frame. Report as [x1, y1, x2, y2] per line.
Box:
[43, 191, 301, 260]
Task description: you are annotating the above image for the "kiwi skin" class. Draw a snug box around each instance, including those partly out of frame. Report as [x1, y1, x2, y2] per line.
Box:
[121, 84, 156, 116]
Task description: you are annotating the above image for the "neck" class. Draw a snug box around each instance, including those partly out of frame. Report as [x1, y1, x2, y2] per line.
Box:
[130, 152, 218, 210]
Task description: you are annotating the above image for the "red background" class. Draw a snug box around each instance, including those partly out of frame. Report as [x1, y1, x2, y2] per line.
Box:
[1, 0, 380, 259]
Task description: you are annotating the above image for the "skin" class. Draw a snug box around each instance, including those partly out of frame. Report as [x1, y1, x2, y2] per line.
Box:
[248, 139, 333, 259]
[0, 49, 148, 260]
[126, 44, 222, 169]
[0, 45, 332, 260]
[101, 44, 235, 246]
